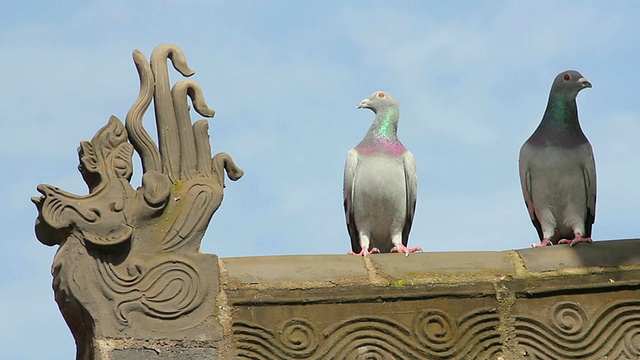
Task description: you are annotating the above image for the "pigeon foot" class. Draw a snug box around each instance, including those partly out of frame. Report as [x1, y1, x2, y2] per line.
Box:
[532, 239, 553, 248]
[558, 233, 592, 247]
[391, 244, 423, 257]
[349, 247, 380, 256]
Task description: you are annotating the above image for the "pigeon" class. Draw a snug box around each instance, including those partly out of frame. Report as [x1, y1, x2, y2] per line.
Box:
[343, 90, 421, 256]
[518, 70, 596, 247]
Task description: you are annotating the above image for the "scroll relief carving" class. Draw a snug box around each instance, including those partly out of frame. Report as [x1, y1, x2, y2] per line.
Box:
[233, 307, 502, 359]
[32, 43, 242, 349]
[515, 300, 640, 359]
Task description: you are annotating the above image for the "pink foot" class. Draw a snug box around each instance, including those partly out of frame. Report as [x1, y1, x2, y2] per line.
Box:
[532, 239, 553, 248]
[349, 246, 380, 256]
[391, 244, 423, 257]
[558, 233, 592, 247]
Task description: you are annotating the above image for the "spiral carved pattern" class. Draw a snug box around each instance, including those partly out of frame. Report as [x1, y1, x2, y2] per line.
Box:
[516, 299, 640, 359]
[234, 308, 501, 359]
[278, 318, 318, 356]
[234, 298, 640, 360]
[346, 345, 392, 360]
[623, 327, 640, 357]
[234, 321, 318, 359]
[548, 301, 588, 337]
[95, 255, 206, 323]
[413, 309, 457, 348]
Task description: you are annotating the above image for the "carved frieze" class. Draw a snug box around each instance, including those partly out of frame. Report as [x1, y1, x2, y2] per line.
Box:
[232, 299, 503, 359]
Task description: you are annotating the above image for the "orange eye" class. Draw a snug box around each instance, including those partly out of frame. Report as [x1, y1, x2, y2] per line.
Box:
[377, 92, 385, 99]
[563, 73, 571, 81]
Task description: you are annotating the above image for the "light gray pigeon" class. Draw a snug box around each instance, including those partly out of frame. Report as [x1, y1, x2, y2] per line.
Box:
[344, 90, 421, 256]
[519, 70, 596, 247]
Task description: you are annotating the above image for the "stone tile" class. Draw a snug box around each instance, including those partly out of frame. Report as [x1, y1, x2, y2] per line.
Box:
[370, 251, 516, 281]
[222, 255, 369, 286]
[516, 238, 640, 273]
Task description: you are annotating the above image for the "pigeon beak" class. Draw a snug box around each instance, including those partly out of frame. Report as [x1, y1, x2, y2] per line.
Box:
[356, 98, 370, 109]
[578, 77, 592, 88]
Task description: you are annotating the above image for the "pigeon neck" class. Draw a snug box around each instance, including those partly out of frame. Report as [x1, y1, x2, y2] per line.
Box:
[530, 92, 587, 146]
[540, 92, 581, 132]
[367, 108, 399, 140]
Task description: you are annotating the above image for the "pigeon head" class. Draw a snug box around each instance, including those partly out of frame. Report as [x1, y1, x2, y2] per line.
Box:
[357, 91, 398, 114]
[550, 70, 592, 98]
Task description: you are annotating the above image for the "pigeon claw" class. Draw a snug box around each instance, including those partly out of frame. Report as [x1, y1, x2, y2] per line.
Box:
[558, 233, 593, 247]
[532, 239, 553, 248]
[391, 244, 423, 257]
[349, 247, 380, 256]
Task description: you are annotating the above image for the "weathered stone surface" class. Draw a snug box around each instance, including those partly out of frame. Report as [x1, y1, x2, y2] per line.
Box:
[223, 255, 369, 288]
[111, 348, 217, 360]
[371, 251, 515, 283]
[509, 289, 640, 359]
[231, 295, 502, 359]
[222, 239, 640, 359]
[47, 238, 640, 359]
[33, 44, 243, 360]
[516, 238, 640, 272]
[225, 253, 505, 359]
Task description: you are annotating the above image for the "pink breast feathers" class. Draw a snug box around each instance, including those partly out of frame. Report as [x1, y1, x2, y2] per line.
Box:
[357, 138, 406, 157]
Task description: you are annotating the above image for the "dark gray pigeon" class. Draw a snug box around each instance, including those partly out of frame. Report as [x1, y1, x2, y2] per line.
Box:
[344, 90, 421, 256]
[519, 70, 596, 247]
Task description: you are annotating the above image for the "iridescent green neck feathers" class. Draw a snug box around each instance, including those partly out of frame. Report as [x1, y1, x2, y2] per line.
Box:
[369, 107, 399, 140]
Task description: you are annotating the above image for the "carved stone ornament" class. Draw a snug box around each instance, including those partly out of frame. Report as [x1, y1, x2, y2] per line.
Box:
[32, 43, 243, 359]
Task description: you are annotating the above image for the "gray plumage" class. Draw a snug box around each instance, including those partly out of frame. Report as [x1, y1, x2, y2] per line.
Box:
[518, 70, 596, 247]
[343, 91, 420, 255]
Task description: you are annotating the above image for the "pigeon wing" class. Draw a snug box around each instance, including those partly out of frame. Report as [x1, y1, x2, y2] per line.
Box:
[343, 149, 360, 252]
[583, 145, 597, 237]
[402, 150, 418, 246]
[519, 146, 544, 240]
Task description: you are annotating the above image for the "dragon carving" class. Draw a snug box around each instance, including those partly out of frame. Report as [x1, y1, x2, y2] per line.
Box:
[32, 43, 242, 359]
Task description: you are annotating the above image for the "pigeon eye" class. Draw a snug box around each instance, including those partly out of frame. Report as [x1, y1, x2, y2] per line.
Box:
[377, 92, 385, 99]
[563, 74, 571, 81]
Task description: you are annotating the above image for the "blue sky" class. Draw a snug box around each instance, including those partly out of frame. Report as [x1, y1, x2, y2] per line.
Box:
[2, 1, 640, 359]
